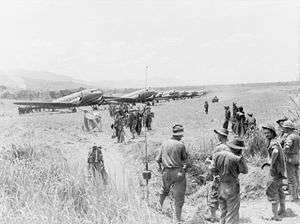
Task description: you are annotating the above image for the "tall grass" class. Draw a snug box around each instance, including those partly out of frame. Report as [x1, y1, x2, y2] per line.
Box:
[0, 143, 169, 224]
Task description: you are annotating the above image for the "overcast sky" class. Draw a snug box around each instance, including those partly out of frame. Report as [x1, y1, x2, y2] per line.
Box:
[0, 0, 299, 87]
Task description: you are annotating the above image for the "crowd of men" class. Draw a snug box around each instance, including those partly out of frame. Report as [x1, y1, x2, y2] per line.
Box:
[155, 116, 300, 224]
[204, 101, 257, 138]
[82, 99, 299, 224]
[109, 103, 154, 143]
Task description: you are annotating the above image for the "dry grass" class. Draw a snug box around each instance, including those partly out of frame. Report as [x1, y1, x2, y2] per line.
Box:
[0, 143, 169, 224]
[0, 85, 295, 223]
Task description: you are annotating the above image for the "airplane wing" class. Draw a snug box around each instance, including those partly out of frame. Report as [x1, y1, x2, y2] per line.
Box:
[14, 101, 80, 109]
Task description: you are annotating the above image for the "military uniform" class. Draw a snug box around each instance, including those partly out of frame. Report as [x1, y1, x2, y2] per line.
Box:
[156, 137, 188, 223]
[234, 111, 246, 137]
[283, 132, 300, 200]
[223, 108, 231, 129]
[146, 111, 154, 130]
[210, 146, 248, 224]
[88, 147, 108, 185]
[266, 139, 286, 204]
[204, 102, 209, 114]
[207, 143, 230, 212]
[128, 112, 138, 138]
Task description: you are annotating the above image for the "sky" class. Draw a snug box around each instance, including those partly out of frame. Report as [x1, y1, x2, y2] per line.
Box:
[0, 0, 299, 87]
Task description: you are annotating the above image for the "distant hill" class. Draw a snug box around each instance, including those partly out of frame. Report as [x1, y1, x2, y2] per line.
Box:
[0, 70, 92, 90]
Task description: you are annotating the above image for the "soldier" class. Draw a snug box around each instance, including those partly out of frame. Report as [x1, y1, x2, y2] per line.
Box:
[262, 124, 286, 221]
[234, 107, 246, 137]
[156, 124, 188, 224]
[209, 138, 248, 224]
[136, 110, 143, 136]
[145, 108, 154, 131]
[232, 103, 237, 118]
[281, 120, 300, 201]
[117, 114, 126, 143]
[223, 106, 231, 129]
[205, 128, 229, 223]
[231, 103, 238, 132]
[204, 101, 209, 114]
[276, 117, 289, 148]
[128, 110, 138, 139]
[87, 146, 108, 185]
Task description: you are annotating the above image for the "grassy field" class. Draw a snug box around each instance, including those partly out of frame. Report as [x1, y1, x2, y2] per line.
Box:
[0, 83, 299, 223]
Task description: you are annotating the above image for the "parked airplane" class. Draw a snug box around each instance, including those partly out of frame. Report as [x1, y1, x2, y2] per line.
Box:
[104, 88, 157, 104]
[14, 89, 104, 112]
[14, 88, 158, 113]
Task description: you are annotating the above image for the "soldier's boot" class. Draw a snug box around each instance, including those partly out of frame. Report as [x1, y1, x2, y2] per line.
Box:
[278, 201, 287, 217]
[271, 202, 282, 221]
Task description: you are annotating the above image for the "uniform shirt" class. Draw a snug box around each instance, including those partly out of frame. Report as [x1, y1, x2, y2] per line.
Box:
[210, 150, 248, 183]
[284, 132, 300, 165]
[225, 110, 231, 120]
[156, 138, 188, 168]
[268, 139, 286, 180]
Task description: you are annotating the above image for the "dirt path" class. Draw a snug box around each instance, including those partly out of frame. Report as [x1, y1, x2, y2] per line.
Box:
[239, 199, 300, 224]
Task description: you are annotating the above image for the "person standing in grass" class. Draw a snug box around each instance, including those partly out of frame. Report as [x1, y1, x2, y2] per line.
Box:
[88, 146, 108, 185]
[204, 101, 209, 114]
[262, 124, 287, 221]
[209, 138, 248, 224]
[281, 120, 300, 202]
[156, 124, 188, 224]
[205, 128, 230, 223]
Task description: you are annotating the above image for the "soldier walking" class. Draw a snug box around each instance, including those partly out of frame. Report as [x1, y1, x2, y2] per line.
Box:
[87, 146, 108, 185]
[136, 110, 143, 135]
[281, 120, 300, 201]
[262, 124, 287, 221]
[145, 109, 154, 131]
[128, 110, 138, 139]
[223, 106, 231, 129]
[204, 101, 209, 114]
[156, 124, 188, 224]
[209, 138, 248, 224]
[205, 128, 229, 222]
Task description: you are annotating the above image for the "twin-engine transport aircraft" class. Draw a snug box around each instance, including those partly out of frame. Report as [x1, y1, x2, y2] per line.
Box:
[14, 89, 104, 110]
[14, 88, 158, 111]
[104, 89, 157, 104]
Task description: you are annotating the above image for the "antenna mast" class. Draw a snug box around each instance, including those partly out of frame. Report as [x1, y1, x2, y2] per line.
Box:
[145, 66, 149, 90]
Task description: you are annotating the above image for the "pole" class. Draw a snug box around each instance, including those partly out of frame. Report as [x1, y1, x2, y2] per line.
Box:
[145, 66, 149, 90]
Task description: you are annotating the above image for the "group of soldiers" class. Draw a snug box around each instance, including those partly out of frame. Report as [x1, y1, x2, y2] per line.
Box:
[223, 102, 257, 137]
[109, 104, 154, 143]
[155, 117, 300, 224]
[203, 101, 257, 138]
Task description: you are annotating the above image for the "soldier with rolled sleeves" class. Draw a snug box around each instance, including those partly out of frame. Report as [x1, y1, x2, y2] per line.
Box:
[209, 138, 248, 224]
[156, 124, 188, 224]
[281, 120, 300, 201]
[262, 124, 287, 221]
[205, 128, 230, 223]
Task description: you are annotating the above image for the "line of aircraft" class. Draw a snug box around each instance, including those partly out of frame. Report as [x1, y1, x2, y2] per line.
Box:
[14, 88, 206, 113]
